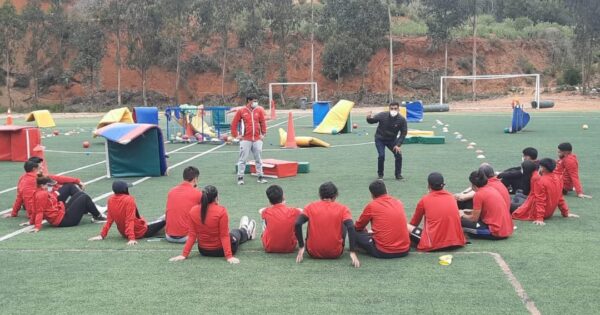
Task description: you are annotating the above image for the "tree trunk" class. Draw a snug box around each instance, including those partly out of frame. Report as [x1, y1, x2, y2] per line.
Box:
[116, 30, 122, 106]
[142, 68, 148, 106]
[472, 7, 477, 101]
[310, 0, 314, 101]
[221, 32, 228, 103]
[175, 44, 181, 105]
[388, 0, 393, 102]
[5, 45, 11, 108]
[444, 41, 448, 100]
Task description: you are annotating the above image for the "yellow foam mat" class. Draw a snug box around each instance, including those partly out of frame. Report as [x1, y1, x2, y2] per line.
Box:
[97, 107, 134, 129]
[279, 128, 330, 148]
[26, 110, 56, 128]
[313, 99, 355, 134]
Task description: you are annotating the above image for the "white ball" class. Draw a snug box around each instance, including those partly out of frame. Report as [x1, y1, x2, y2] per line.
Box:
[582, 124, 589, 130]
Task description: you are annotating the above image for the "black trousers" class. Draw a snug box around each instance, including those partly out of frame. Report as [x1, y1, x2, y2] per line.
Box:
[58, 192, 101, 227]
[457, 199, 473, 210]
[143, 219, 167, 238]
[375, 138, 402, 177]
[57, 183, 82, 204]
[198, 228, 249, 257]
[356, 231, 408, 259]
[409, 227, 463, 251]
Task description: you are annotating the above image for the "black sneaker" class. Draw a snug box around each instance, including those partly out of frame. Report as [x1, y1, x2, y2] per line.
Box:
[257, 176, 268, 184]
[91, 214, 108, 223]
[377, 175, 384, 180]
[395, 175, 404, 180]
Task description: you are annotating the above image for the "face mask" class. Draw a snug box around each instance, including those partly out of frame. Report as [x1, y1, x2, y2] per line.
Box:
[46, 186, 53, 192]
[251, 101, 258, 108]
[390, 110, 398, 117]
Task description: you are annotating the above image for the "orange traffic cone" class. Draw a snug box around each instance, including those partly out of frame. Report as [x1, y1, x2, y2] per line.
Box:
[284, 112, 298, 149]
[32, 145, 49, 175]
[185, 115, 194, 138]
[5, 108, 13, 125]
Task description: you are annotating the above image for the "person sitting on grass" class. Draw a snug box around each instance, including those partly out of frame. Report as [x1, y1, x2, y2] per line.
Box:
[407, 172, 466, 252]
[164, 166, 203, 243]
[460, 170, 514, 240]
[169, 185, 256, 264]
[455, 163, 509, 212]
[4, 160, 43, 219]
[510, 160, 539, 210]
[295, 182, 360, 268]
[354, 180, 410, 258]
[554, 142, 592, 198]
[29, 157, 86, 202]
[28, 176, 107, 233]
[259, 185, 302, 253]
[512, 158, 579, 225]
[88, 181, 166, 245]
[498, 147, 538, 194]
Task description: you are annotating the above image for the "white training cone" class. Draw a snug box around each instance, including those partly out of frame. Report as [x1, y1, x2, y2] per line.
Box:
[476, 149, 484, 154]
[453, 132, 459, 135]
[469, 142, 476, 146]
[461, 139, 467, 142]
[477, 154, 486, 159]
[467, 145, 474, 149]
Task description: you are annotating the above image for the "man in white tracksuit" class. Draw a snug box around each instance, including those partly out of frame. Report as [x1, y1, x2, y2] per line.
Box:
[231, 94, 268, 185]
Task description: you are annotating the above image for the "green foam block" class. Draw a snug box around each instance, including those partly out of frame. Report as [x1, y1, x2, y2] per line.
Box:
[418, 136, 445, 144]
[298, 162, 310, 173]
[403, 136, 420, 144]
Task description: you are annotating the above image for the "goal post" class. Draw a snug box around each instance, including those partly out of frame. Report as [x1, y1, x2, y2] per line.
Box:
[268, 82, 318, 119]
[440, 74, 540, 109]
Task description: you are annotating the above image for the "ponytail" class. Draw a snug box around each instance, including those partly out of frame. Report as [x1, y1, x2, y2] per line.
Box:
[200, 185, 218, 224]
[468, 170, 488, 188]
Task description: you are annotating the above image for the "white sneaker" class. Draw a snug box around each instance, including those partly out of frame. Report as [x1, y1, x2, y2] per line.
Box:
[239, 215, 249, 230]
[95, 204, 107, 214]
[246, 219, 257, 240]
[257, 176, 268, 184]
[91, 214, 107, 224]
[237, 177, 244, 185]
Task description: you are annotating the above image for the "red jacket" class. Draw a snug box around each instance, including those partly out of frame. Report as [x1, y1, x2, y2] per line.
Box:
[12, 172, 38, 218]
[410, 190, 466, 252]
[32, 188, 65, 230]
[355, 194, 411, 254]
[303, 200, 352, 259]
[261, 204, 302, 253]
[513, 172, 570, 221]
[182, 203, 233, 259]
[555, 153, 583, 194]
[231, 104, 267, 141]
[49, 175, 81, 191]
[473, 185, 514, 238]
[100, 194, 148, 241]
[165, 181, 202, 237]
[487, 177, 510, 212]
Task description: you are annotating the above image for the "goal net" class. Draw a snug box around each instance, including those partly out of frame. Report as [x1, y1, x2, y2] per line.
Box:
[268, 82, 318, 119]
[440, 74, 541, 109]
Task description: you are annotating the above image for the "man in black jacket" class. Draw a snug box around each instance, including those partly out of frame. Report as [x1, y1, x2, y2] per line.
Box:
[366, 101, 408, 180]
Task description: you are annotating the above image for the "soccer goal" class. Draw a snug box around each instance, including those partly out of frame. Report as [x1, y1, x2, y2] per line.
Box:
[268, 82, 318, 119]
[439, 74, 541, 109]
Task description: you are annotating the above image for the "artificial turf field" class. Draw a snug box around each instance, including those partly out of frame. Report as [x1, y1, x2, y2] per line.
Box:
[0, 110, 599, 314]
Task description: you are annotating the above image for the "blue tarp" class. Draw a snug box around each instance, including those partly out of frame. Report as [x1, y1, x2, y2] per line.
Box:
[133, 107, 159, 125]
[405, 101, 424, 122]
[510, 105, 530, 133]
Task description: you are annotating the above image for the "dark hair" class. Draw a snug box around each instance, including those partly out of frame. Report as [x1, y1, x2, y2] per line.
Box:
[469, 170, 488, 188]
[538, 158, 556, 173]
[522, 147, 538, 160]
[36, 176, 55, 187]
[427, 172, 445, 191]
[479, 163, 495, 178]
[266, 185, 284, 205]
[28, 157, 44, 164]
[319, 181, 338, 200]
[558, 142, 572, 152]
[389, 101, 400, 107]
[521, 160, 538, 176]
[183, 166, 200, 182]
[24, 161, 39, 172]
[200, 185, 218, 224]
[246, 94, 258, 102]
[369, 180, 387, 198]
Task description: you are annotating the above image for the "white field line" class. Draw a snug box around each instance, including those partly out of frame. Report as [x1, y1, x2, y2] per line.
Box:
[0, 142, 199, 215]
[0, 117, 300, 241]
[0, 161, 106, 195]
[454, 252, 541, 315]
[0, 247, 540, 314]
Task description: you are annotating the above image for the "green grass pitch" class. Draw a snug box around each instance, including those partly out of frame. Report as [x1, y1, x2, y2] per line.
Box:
[0, 110, 598, 314]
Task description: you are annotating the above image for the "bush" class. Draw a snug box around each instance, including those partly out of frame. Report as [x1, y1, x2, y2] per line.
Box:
[562, 68, 582, 86]
[391, 18, 428, 37]
[517, 57, 537, 74]
[13, 75, 30, 88]
[234, 71, 261, 99]
[182, 54, 221, 75]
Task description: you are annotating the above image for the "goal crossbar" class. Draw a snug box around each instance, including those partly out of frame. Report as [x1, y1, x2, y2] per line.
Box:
[440, 74, 540, 109]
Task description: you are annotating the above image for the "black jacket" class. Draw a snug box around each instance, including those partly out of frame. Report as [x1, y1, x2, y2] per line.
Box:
[366, 112, 408, 146]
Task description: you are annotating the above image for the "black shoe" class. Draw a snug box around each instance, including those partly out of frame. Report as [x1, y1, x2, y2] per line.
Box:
[377, 175, 384, 180]
[395, 175, 404, 180]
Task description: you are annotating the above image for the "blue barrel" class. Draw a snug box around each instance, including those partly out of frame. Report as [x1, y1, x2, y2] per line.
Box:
[312, 101, 331, 127]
